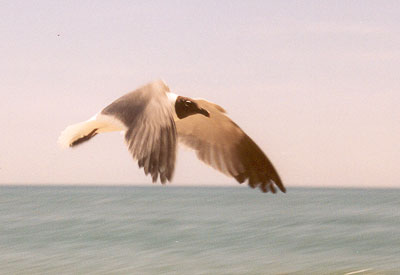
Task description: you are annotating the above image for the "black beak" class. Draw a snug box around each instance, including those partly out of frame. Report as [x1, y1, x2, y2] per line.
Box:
[199, 108, 210, 117]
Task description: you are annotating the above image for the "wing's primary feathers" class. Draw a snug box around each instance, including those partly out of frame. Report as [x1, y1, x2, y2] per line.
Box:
[175, 99, 285, 193]
[58, 80, 285, 194]
[101, 81, 177, 183]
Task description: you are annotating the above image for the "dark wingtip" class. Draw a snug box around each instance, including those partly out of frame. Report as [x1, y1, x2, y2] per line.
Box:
[274, 179, 286, 193]
[234, 173, 246, 184]
[269, 183, 277, 194]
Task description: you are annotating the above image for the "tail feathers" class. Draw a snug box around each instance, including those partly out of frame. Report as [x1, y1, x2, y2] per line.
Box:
[58, 120, 100, 148]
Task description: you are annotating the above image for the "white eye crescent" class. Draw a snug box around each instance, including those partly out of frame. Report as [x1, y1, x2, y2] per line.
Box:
[184, 100, 191, 106]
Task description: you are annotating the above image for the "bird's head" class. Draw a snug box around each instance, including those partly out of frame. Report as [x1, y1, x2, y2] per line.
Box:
[175, 96, 210, 119]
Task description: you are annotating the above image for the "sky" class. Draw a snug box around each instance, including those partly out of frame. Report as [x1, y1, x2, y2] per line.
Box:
[1, 0, 399, 188]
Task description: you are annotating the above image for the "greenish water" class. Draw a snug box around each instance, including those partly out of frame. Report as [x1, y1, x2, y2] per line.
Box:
[0, 186, 399, 274]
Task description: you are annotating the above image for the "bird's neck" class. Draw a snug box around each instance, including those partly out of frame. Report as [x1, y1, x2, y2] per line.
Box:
[167, 92, 180, 118]
[167, 92, 178, 105]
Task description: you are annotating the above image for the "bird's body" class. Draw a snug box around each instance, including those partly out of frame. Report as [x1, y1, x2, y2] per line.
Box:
[58, 80, 285, 193]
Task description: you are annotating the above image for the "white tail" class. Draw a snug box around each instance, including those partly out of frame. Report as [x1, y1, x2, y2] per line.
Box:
[58, 120, 99, 148]
[58, 113, 127, 148]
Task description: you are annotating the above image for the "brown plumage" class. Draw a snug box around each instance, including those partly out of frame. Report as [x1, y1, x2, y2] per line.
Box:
[175, 99, 285, 193]
[58, 80, 285, 193]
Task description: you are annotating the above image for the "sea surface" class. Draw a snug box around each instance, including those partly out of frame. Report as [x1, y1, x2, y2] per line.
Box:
[0, 186, 399, 275]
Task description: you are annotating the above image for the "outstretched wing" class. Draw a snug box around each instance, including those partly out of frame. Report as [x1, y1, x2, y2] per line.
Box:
[175, 99, 285, 193]
[101, 80, 177, 183]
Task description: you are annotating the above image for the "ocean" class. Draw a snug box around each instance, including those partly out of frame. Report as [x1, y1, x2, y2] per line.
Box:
[0, 186, 399, 274]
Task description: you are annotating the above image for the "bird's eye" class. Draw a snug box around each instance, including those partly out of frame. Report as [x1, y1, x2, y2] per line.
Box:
[184, 100, 191, 107]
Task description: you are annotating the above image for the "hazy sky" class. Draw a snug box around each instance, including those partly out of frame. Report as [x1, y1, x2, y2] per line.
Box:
[1, 1, 399, 188]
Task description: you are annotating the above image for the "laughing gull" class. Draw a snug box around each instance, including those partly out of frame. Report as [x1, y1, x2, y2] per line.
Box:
[58, 80, 285, 193]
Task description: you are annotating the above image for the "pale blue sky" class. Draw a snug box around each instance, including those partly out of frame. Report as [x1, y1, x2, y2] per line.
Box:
[1, 1, 399, 188]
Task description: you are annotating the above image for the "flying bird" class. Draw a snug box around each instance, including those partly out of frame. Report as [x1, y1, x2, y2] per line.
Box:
[58, 80, 285, 193]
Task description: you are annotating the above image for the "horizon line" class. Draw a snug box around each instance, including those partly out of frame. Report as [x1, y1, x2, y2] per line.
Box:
[0, 183, 399, 190]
